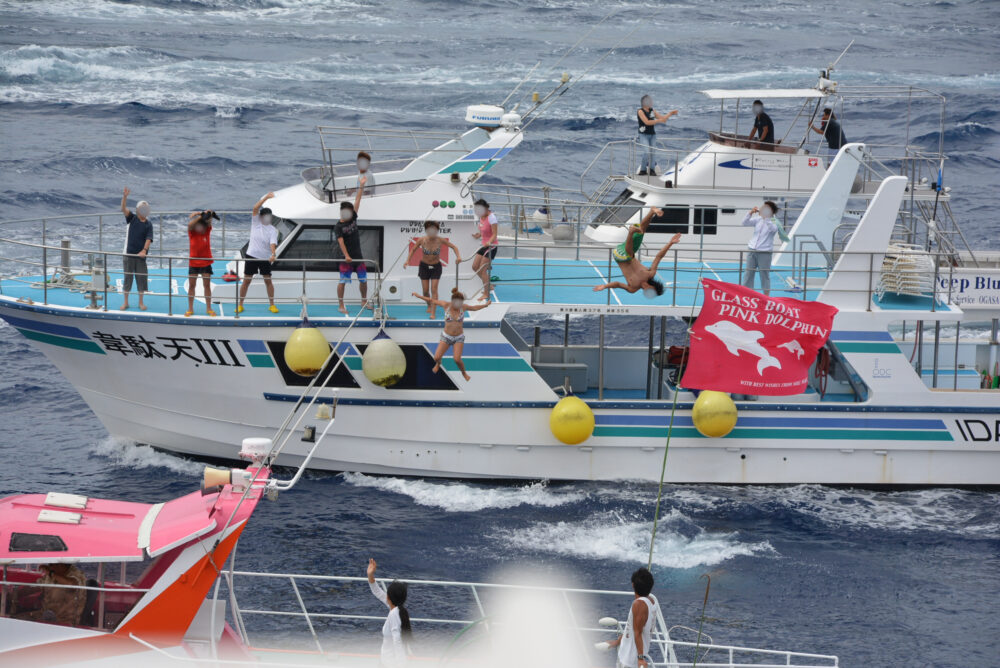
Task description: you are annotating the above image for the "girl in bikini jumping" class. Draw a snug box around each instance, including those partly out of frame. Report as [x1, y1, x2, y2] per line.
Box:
[411, 288, 490, 381]
[406, 221, 463, 319]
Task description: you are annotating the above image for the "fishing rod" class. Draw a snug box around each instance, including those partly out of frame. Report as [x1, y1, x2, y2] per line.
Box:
[691, 574, 712, 668]
[511, 9, 619, 112]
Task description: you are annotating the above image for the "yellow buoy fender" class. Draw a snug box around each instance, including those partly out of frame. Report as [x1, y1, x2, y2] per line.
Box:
[691, 390, 738, 438]
[362, 331, 407, 387]
[549, 395, 595, 445]
[284, 319, 331, 377]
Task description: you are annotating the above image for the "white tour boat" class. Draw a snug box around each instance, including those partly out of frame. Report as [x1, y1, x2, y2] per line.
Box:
[1, 71, 998, 485]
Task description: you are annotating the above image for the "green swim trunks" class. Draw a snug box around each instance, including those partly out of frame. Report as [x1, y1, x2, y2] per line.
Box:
[613, 230, 644, 263]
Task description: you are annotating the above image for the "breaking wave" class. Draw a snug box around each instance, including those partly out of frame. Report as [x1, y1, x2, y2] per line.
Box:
[91, 437, 203, 475]
[492, 510, 776, 569]
[340, 473, 587, 512]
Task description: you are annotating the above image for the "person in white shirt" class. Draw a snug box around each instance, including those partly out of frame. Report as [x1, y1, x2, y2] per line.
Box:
[607, 567, 659, 668]
[367, 558, 411, 667]
[238, 191, 280, 314]
[741, 200, 782, 296]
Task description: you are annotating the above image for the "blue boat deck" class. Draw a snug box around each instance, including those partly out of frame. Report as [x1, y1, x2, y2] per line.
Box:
[0, 256, 952, 319]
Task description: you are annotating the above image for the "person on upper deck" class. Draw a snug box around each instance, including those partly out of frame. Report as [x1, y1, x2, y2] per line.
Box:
[747, 100, 775, 145]
[406, 221, 463, 319]
[336, 176, 369, 314]
[811, 107, 847, 155]
[12, 563, 87, 626]
[606, 567, 660, 668]
[238, 192, 279, 314]
[741, 200, 783, 296]
[366, 558, 411, 667]
[636, 94, 679, 176]
[471, 198, 498, 301]
[592, 207, 681, 296]
[185, 209, 218, 317]
[119, 187, 153, 311]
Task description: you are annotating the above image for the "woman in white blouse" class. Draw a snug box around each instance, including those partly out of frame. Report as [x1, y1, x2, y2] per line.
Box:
[367, 558, 411, 666]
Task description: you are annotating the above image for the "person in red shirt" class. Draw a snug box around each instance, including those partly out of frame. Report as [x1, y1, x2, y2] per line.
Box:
[186, 210, 219, 316]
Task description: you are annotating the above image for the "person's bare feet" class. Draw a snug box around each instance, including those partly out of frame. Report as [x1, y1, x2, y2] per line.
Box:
[338, 304, 348, 314]
[119, 303, 129, 310]
[431, 363, 440, 374]
[462, 371, 471, 381]
[593, 284, 607, 292]
[138, 303, 147, 311]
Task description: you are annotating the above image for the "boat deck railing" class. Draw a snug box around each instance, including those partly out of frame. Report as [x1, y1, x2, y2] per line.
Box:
[219, 569, 839, 667]
[0, 212, 970, 316]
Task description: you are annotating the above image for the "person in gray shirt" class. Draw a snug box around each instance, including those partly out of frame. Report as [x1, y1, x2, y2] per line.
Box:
[120, 186, 153, 311]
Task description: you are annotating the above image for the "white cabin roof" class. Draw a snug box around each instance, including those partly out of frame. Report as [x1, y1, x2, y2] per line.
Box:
[701, 88, 827, 100]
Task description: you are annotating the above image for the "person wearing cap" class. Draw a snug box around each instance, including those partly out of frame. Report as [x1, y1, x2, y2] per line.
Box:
[120, 186, 153, 311]
[238, 192, 279, 314]
[811, 107, 847, 158]
[335, 176, 368, 314]
[747, 99, 775, 145]
[185, 209, 219, 317]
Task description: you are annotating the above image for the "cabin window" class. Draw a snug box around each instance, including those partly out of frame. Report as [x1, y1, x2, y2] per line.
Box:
[265, 341, 361, 388]
[274, 225, 385, 273]
[9, 533, 67, 552]
[356, 343, 458, 390]
[693, 207, 718, 235]
[647, 206, 689, 234]
[593, 189, 644, 227]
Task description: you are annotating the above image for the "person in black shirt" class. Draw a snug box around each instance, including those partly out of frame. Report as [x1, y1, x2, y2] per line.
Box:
[335, 175, 368, 314]
[748, 99, 775, 145]
[811, 107, 847, 156]
[636, 94, 678, 175]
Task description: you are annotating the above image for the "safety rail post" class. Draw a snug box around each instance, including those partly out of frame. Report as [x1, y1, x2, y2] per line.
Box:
[97, 563, 105, 630]
[102, 253, 109, 311]
[953, 321, 960, 391]
[0, 566, 6, 618]
[646, 317, 654, 399]
[656, 316, 666, 400]
[234, 270, 240, 319]
[288, 576, 323, 654]
[598, 315, 605, 401]
[221, 212, 227, 256]
[931, 256, 939, 312]
[541, 246, 547, 304]
[606, 248, 612, 306]
[42, 219, 48, 305]
[98, 215, 103, 253]
[932, 320, 941, 388]
[866, 253, 874, 311]
[738, 250, 744, 288]
[671, 248, 678, 307]
[167, 258, 173, 316]
[158, 215, 164, 269]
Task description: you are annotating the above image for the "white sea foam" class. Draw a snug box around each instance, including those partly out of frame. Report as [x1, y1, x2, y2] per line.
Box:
[340, 472, 586, 512]
[494, 510, 775, 569]
[91, 436, 203, 475]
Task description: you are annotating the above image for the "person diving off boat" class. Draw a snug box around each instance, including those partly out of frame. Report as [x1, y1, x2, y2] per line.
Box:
[412, 288, 490, 380]
[593, 207, 681, 296]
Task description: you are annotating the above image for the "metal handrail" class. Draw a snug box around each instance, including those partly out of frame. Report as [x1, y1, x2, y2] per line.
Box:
[220, 570, 837, 667]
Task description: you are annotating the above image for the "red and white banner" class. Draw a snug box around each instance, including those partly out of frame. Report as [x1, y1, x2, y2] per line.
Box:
[681, 279, 839, 396]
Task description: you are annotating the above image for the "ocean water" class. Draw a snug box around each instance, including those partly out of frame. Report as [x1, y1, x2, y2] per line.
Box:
[2, 1, 999, 665]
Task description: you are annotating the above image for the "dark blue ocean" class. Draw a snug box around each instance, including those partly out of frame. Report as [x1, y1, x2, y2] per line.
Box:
[2, 1, 999, 665]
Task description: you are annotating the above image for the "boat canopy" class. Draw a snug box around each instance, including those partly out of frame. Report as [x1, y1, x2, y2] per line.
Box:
[701, 88, 827, 99]
[0, 490, 218, 564]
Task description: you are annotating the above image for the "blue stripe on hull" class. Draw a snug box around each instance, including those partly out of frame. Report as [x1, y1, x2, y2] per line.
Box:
[0, 313, 91, 340]
[594, 415, 949, 430]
